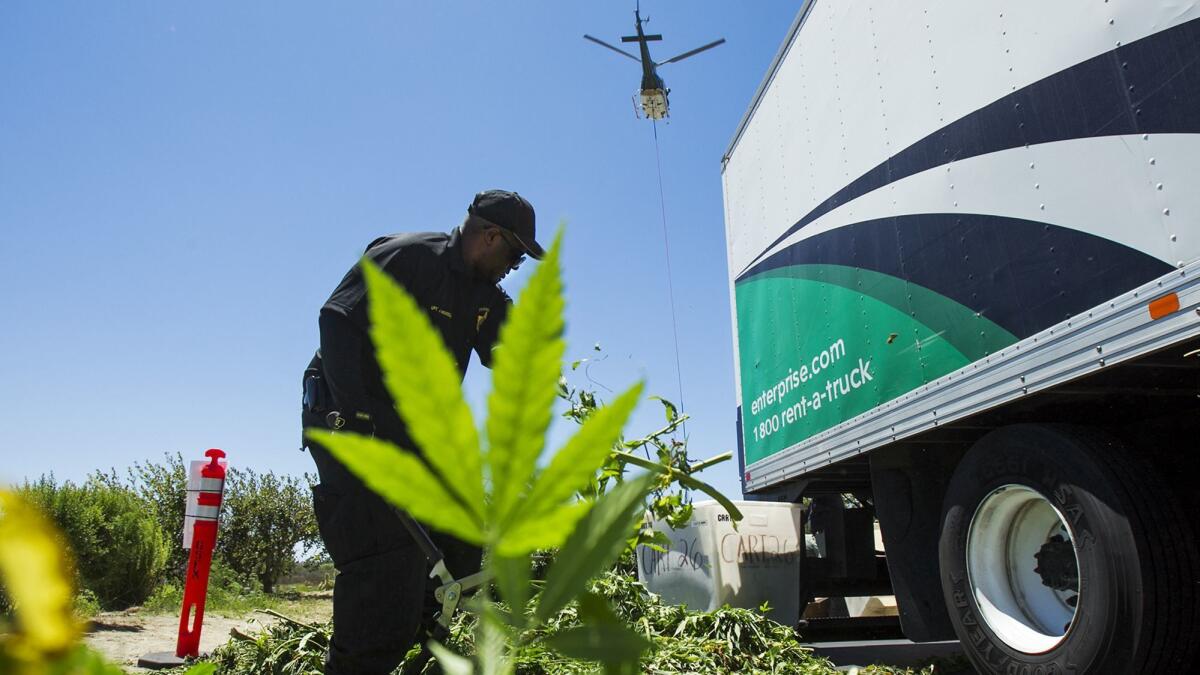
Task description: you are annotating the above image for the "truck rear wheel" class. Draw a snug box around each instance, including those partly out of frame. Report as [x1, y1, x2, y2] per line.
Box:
[938, 424, 1199, 674]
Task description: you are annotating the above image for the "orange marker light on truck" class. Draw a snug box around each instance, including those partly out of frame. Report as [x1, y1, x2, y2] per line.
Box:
[1148, 293, 1180, 320]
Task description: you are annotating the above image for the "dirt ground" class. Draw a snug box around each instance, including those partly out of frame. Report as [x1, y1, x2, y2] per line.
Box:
[85, 595, 333, 673]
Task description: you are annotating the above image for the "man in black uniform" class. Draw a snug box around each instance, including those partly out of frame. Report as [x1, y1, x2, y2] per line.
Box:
[301, 190, 543, 675]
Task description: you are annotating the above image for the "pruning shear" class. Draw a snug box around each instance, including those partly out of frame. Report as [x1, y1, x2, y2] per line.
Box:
[394, 508, 491, 631]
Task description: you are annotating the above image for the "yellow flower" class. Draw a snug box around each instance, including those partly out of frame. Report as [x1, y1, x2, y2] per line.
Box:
[0, 490, 83, 663]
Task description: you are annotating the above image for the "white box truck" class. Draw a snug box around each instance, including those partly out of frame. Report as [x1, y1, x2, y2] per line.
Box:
[721, 1, 1200, 672]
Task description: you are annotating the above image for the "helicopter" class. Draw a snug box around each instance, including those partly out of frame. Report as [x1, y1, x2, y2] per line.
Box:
[584, 8, 725, 120]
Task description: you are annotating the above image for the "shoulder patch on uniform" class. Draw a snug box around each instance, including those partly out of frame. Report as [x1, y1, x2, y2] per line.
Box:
[476, 307, 490, 331]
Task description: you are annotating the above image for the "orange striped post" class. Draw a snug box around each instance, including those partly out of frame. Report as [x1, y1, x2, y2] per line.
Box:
[176, 448, 227, 658]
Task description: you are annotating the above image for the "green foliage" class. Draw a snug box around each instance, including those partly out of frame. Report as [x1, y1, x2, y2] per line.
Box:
[276, 556, 334, 591]
[20, 476, 168, 610]
[1, 482, 211, 674]
[365, 256, 488, 523]
[488, 570, 931, 674]
[0, 489, 130, 675]
[543, 592, 648, 673]
[72, 588, 101, 620]
[314, 432, 485, 543]
[127, 452, 321, 595]
[484, 228, 566, 527]
[209, 613, 327, 675]
[202, 569, 937, 675]
[535, 477, 654, 624]
[185, 215, 939, 672]
[518, 388, 643, 535]
[127, 452, 190, 577]
[0, 643, 129, 675]
[306, 228, 661, 672]
[218, 467, 321, 593]
[143, 560, 280, 616]
[558, 366, 740, 553]
[141, 580, 182, 613]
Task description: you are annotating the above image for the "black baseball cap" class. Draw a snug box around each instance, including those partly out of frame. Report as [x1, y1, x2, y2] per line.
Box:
[468, 189, 545, 260]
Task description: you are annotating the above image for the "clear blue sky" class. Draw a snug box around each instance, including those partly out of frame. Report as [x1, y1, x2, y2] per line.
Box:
[0, 1, 799, 502]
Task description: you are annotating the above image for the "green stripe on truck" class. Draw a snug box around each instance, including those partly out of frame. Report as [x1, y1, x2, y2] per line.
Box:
[735, 266, 1016, 464]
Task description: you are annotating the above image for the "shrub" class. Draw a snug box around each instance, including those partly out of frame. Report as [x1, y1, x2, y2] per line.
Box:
[0, 489, 128, 674]
[217, 468, 320, 594]
[20, 476, 168, 610]
[127, 453, 323, 595]
[144, 560, 274, 616]
[73, 588, 102, 619]
[127, 452, 190, 578]
[276, 554, 334, 591]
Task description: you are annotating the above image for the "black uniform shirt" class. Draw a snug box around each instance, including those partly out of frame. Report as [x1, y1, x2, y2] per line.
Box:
[315, 228, 509, 437]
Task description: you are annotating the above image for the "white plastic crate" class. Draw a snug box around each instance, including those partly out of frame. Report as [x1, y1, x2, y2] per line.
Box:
[636, 500, 804, 625]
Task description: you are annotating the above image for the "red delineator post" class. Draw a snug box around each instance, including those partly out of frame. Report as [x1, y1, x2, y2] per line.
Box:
[175, 448, 227, 659]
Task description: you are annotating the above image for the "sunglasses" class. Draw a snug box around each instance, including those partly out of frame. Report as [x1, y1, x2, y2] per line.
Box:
[491, 228, 526, 270]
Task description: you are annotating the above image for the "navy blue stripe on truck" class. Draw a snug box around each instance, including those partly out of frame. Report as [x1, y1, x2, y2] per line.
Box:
[739, 214, 1173, 340]
[736, 17, 1200, 279]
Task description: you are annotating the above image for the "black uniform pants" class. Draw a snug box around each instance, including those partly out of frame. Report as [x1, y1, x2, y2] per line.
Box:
[305, 413, 481, 675]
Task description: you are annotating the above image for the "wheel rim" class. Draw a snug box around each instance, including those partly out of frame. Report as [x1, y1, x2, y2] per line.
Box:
[966, 484, 1080, 653]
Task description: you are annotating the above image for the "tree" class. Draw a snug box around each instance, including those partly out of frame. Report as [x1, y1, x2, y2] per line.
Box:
[216, 468, 320, 594]
[127, 452, 189, 578]
[19, 476, 168, 610]
[128, 452, 322, 594]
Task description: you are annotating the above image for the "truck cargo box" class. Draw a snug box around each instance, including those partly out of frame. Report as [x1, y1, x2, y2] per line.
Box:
[720, 2, 1200, 671]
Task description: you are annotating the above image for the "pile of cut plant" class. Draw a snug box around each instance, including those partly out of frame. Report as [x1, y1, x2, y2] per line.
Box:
[207, 229, 935, 675]
[210, 564, 932, 675]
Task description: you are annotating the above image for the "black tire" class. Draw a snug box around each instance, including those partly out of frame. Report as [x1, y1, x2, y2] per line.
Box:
[938, 424, 1200, 674]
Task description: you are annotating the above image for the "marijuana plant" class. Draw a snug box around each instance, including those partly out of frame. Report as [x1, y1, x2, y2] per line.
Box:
[307, 229, 660, 673]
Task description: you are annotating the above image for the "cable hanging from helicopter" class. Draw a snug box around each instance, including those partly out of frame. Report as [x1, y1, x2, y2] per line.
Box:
[583, 8, 725, 119]
[582, 7, 726, 428]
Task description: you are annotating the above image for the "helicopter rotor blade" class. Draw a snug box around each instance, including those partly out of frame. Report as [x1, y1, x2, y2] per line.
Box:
[657, 38, 726, 66]
[583, 34, 642, 62]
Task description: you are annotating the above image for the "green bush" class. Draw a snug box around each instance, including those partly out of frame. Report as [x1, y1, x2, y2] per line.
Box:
[144, 560, 277, 616]
[127, 453, 323, 595]
[20, 476, 168, 610]
[0, 489, 130, 675]
[127, 452, 190, 578]
[73, 588, 102, 619]
[217, 467, 320, 594]
[276, 555, 334, 591]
